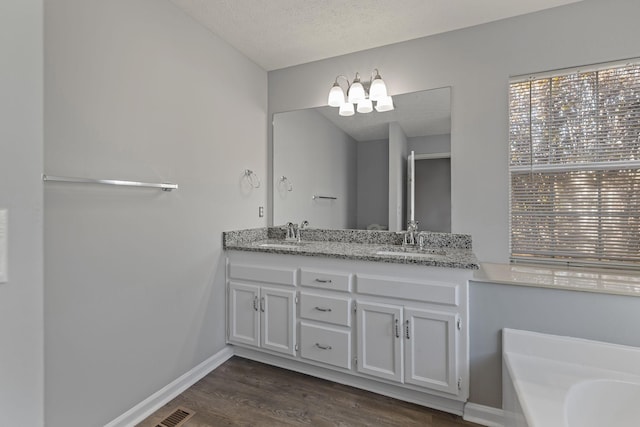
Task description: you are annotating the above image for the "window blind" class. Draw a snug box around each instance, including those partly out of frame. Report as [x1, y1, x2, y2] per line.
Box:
[509, 61, 640, 268]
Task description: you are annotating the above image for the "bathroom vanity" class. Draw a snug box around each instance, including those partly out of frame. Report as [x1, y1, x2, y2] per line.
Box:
[223, 227, 478, 415]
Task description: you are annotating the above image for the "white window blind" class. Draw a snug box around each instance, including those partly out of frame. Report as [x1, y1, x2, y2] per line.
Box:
[509, 61, 640, 268]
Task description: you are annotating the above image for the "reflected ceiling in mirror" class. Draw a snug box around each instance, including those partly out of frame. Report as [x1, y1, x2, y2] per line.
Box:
[272, 87, 451, 231]
[316, 87, 450, 141]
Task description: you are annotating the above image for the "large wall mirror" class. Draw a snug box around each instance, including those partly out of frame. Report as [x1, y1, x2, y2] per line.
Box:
[272, 87, 451, 232]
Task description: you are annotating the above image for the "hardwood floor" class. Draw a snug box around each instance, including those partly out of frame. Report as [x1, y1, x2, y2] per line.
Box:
[138, 357, 482, 427]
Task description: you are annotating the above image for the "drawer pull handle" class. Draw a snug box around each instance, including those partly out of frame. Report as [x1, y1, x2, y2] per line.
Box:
[314, 278, 332, 283]
[314, 306, 332, 312]
[405, 319, 410, 339]
[315, 343, 332, 350]
[260, 297, 265, 312]
[253, 296, 259, 312]
[395, 318, 400, 338]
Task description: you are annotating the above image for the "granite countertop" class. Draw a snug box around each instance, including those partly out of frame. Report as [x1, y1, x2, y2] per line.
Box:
[223, 227, 479, 270]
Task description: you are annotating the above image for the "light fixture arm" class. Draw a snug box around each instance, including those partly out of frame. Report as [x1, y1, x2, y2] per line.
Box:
[332, 71, 378, 93]
[370, 68, 381, 83]
[352, 70, 381, 91]
[333, 74, 351, 91]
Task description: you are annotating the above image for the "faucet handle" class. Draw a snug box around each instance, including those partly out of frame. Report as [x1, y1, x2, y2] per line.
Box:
[418, 234, 426, 250]
[285, 222, 294, 239]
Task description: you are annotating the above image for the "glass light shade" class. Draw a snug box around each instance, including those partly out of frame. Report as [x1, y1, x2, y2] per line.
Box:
[369, 77, 387, 102]
[375, 95, 394, 112]
[348, 81, 366, 104]
[357, 98, 373, 113]
[327, 83, 345, 107]
[339, 102, 355, 116]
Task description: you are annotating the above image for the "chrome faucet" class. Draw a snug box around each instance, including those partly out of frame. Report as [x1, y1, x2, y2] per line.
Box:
[285, 222, 297, 241]
[285, 220, 309, 242]
[298, 220, 309, 242]
[404, 220, 419, 246]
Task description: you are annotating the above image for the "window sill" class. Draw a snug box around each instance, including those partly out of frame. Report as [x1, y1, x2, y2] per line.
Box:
[473, 262, 640, 297]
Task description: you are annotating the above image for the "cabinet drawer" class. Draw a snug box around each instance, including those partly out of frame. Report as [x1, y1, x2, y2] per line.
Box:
[229, 263, 296, 286]
[299, 293, 351, 326]
[300, 322, 351, 369]
[356, 274, 459, 306]
[300, 269, 351, 292]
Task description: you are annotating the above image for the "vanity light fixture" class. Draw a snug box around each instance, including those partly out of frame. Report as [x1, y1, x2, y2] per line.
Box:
[327, 69, 394, 116]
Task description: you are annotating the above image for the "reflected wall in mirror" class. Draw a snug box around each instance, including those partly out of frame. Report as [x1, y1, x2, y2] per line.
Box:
[272, 87, 451, 232]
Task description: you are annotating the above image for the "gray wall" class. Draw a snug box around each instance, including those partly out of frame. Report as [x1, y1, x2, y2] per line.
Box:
[409, 134, 451, 155]
[389, 122, 408, 231]
[415, 158, 451, 232]
[470, 283, 640, 408]
[356, 139, 389, 229]
[268, 0, 640, 263]
[0, 0, 44, 425]
[44, 1, 267, 426]
[410, 134, 451, 232]
[273, 109, 357, 229]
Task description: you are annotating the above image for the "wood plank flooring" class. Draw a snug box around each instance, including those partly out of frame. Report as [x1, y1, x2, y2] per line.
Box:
[138, 357, 482, 427]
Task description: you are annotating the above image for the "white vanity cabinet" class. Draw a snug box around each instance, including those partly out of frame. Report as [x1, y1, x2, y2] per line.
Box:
[357, 302, 460, 395]
[226, 250, 472, 414]
[356, 273, 463, 396]
[227, 261, 297, 356]
[298, 268, 353, 370]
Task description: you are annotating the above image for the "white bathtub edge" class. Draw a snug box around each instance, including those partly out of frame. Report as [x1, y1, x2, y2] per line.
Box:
[502, 328, 640, 427]
[502, 328, 640, 376]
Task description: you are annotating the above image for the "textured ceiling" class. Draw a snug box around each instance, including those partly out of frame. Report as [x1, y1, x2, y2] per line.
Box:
[170, 0, 582, 70]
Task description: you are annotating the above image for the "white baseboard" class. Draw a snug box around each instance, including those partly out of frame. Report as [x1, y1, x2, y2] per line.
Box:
[463, 402, 505, 427]
[105, 346, 234, 427]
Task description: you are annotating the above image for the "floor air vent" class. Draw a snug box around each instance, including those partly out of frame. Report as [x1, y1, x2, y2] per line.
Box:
[156, 407, 195, 427]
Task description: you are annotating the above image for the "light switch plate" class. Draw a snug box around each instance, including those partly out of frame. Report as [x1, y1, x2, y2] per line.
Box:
[0, 209, 7, 283]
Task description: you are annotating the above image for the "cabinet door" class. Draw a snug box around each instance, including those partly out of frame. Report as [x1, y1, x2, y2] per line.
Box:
[404, 308, 458, 394]
[261, 287, 296, 356]
[356, 301, 403, 382]
[228, 282, 260, 347]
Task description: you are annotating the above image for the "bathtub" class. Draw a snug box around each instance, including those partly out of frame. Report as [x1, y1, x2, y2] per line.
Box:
[502, 329, 640, 427]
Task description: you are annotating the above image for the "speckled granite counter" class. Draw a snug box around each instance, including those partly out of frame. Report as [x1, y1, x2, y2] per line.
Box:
[223, 227, 479, 270]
